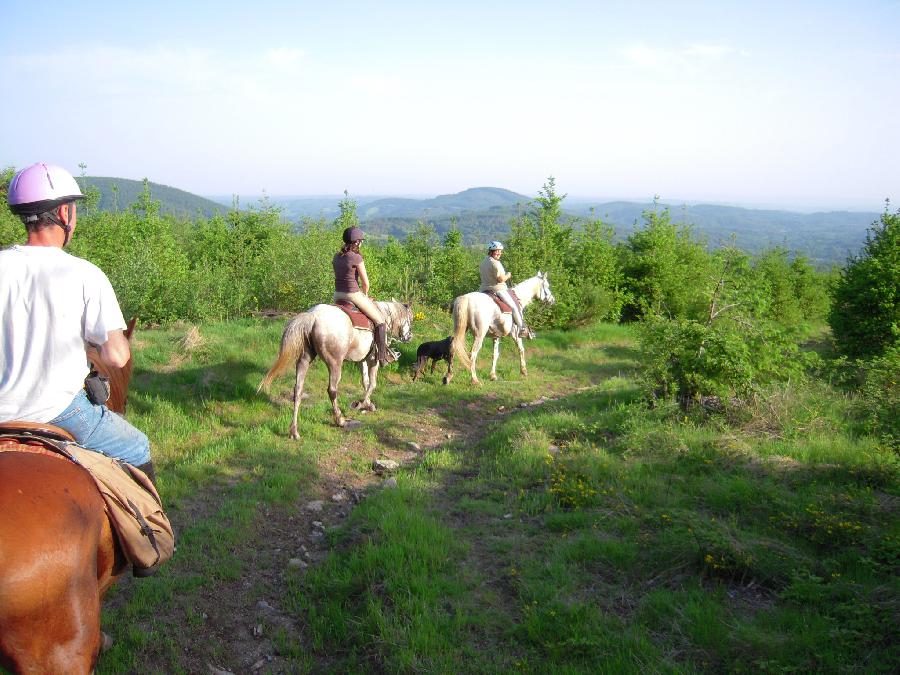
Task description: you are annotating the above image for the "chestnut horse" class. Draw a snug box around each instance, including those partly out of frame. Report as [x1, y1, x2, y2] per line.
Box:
[0, 318, 136, 674]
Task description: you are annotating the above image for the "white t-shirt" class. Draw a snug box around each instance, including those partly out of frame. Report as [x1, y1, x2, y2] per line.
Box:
[0, 245, 126, 422]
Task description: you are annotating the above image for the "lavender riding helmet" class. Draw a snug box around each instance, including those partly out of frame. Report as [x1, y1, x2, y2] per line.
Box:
[7, 163, 84, 220]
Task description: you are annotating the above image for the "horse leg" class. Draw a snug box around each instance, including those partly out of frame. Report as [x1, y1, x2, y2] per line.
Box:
[289, 352, 314, 440]
[356, 360, 378, 411]
[490, 337, 501, 381]
[443, 355, 454, 385]
[470, 333, 486, 384]
[516, 335, 528, 376]
[352, 361, 377, 412]
[326, 358, 346, 426]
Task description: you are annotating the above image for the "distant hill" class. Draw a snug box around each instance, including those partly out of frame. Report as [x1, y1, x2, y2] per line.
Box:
[82, 179, 878, 265]
[80, 176, 225, 218]
[255, 187, 876, 266]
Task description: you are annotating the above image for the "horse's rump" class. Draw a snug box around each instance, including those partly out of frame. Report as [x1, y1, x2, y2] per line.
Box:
[0, 448, 120, 673]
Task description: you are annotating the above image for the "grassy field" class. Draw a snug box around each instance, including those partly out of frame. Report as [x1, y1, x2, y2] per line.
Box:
[97, 312, 898, 674]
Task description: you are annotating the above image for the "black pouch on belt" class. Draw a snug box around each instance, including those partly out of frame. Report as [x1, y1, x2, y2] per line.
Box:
[84, 370, 111, 405]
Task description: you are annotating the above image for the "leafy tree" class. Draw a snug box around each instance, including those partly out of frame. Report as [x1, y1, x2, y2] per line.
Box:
[430, 226, 479, 308]
[639, 247, 805, 407]
[620, 202, 713, 321]
[0, 166, 25, 247]
[829, 207, 900, 358]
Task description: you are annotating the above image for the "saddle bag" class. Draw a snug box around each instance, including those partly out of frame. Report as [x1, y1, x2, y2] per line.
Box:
[67, 446, 175, 571]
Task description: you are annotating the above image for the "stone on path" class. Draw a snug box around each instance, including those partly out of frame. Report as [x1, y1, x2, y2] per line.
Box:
[407, 441, 422, 451]
[382, 477, 399, 489]
[305, 500, 324, 512]
[373, 458, 400, 472]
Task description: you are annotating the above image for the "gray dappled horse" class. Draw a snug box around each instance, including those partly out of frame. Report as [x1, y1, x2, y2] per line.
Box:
[448, 272, 555, 385]
[259, 300, 412, 434]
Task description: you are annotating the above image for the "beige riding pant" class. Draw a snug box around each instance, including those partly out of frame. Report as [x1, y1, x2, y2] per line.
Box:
[334, 291, 385, 325]
[496, 288, 525, 328]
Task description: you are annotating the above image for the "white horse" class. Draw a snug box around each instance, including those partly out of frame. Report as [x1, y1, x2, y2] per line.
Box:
[448, 272, 555, 385]
[259, 300, 413, 434]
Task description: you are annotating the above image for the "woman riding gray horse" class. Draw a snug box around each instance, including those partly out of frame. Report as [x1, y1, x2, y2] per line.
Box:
[333, 227, 398, 366]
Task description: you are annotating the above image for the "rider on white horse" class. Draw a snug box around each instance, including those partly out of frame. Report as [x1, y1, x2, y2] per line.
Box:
[333, 226, 398, 366]
[479, 241, 532, 338]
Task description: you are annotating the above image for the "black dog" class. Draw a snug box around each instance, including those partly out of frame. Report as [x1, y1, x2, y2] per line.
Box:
[412, 336, 453, 381]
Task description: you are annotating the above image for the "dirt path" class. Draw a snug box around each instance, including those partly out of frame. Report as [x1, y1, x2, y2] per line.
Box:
[107, 354, 608, 673]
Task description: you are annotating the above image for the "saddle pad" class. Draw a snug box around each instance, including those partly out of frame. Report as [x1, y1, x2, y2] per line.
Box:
[482, 289, 521, 314]
[334, 300, 374, 330]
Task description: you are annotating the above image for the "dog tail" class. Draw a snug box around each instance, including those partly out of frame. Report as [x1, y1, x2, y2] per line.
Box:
[450, 295, 472, 370]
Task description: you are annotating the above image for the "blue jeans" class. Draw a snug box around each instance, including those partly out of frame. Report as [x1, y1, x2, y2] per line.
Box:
[49, 389, 151, 466]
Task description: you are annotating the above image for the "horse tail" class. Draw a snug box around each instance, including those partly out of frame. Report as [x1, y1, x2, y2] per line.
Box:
[258, 313, 314, 393]
[451, 296, 472, 370]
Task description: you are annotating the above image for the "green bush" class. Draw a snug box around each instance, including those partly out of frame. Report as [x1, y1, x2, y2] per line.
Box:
[857, 346, 900, 451]
[829, 208, 900, 358]
[619, 203, 714, 322]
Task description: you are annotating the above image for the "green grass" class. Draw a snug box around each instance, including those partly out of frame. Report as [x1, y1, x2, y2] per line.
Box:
[96, 313, 898, 673]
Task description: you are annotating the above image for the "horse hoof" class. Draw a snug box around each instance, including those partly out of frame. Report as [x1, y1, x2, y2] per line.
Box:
[336, 418, 346, 428]
[490, 373, 498, 381]
[290, 429, 299, 440]
[350, 400, 361, 409]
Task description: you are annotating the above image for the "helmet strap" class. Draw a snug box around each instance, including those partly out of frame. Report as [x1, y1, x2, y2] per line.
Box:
[46, 204, 73, 246]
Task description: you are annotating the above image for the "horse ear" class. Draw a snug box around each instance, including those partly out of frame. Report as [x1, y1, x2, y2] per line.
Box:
[537, 270, 543, 278]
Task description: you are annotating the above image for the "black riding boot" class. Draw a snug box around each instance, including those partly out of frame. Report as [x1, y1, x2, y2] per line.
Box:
[136, 461, 157, 487]
[374, 323, 397, 366]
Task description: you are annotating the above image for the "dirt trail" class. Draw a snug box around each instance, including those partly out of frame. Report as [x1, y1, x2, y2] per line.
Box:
[111, 370, 598, 674]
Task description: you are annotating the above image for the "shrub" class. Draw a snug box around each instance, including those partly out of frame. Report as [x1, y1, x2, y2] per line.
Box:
[829, 207, 900, 359]
[857, 346, 900, 451]
[619, 203, 714, 322]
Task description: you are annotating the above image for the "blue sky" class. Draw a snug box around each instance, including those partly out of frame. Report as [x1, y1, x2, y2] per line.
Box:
[1, 1, 898, 209]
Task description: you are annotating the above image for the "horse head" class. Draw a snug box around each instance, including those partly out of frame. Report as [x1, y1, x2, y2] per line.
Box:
[535, 271, 556, 305]
[387, 299, 414, 343]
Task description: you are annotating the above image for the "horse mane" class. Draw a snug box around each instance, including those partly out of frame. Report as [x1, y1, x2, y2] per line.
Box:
[512, 274, 543, 305]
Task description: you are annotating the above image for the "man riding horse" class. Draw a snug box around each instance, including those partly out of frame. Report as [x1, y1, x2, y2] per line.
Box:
[0, 163, 157, 488]
[479, 240, 533, 338]
[333, 226, 399, 365]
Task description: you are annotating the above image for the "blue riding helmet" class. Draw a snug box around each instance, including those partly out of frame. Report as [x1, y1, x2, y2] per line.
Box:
[488, 241, 504, 251]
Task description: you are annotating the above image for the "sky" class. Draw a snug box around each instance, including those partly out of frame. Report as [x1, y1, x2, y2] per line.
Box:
[1, 1, 898, 210]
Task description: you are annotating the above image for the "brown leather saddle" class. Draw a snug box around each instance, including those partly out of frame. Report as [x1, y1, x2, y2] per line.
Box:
[333, 300, 374, 330]
[482, 289, 521, 314]
[0, 421, 76, 459]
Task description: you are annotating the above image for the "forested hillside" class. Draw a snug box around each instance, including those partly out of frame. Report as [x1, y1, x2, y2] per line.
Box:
[232, 188, 878, 265]
[35, 173, 877, 265]
[81, 176, 225, 218]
